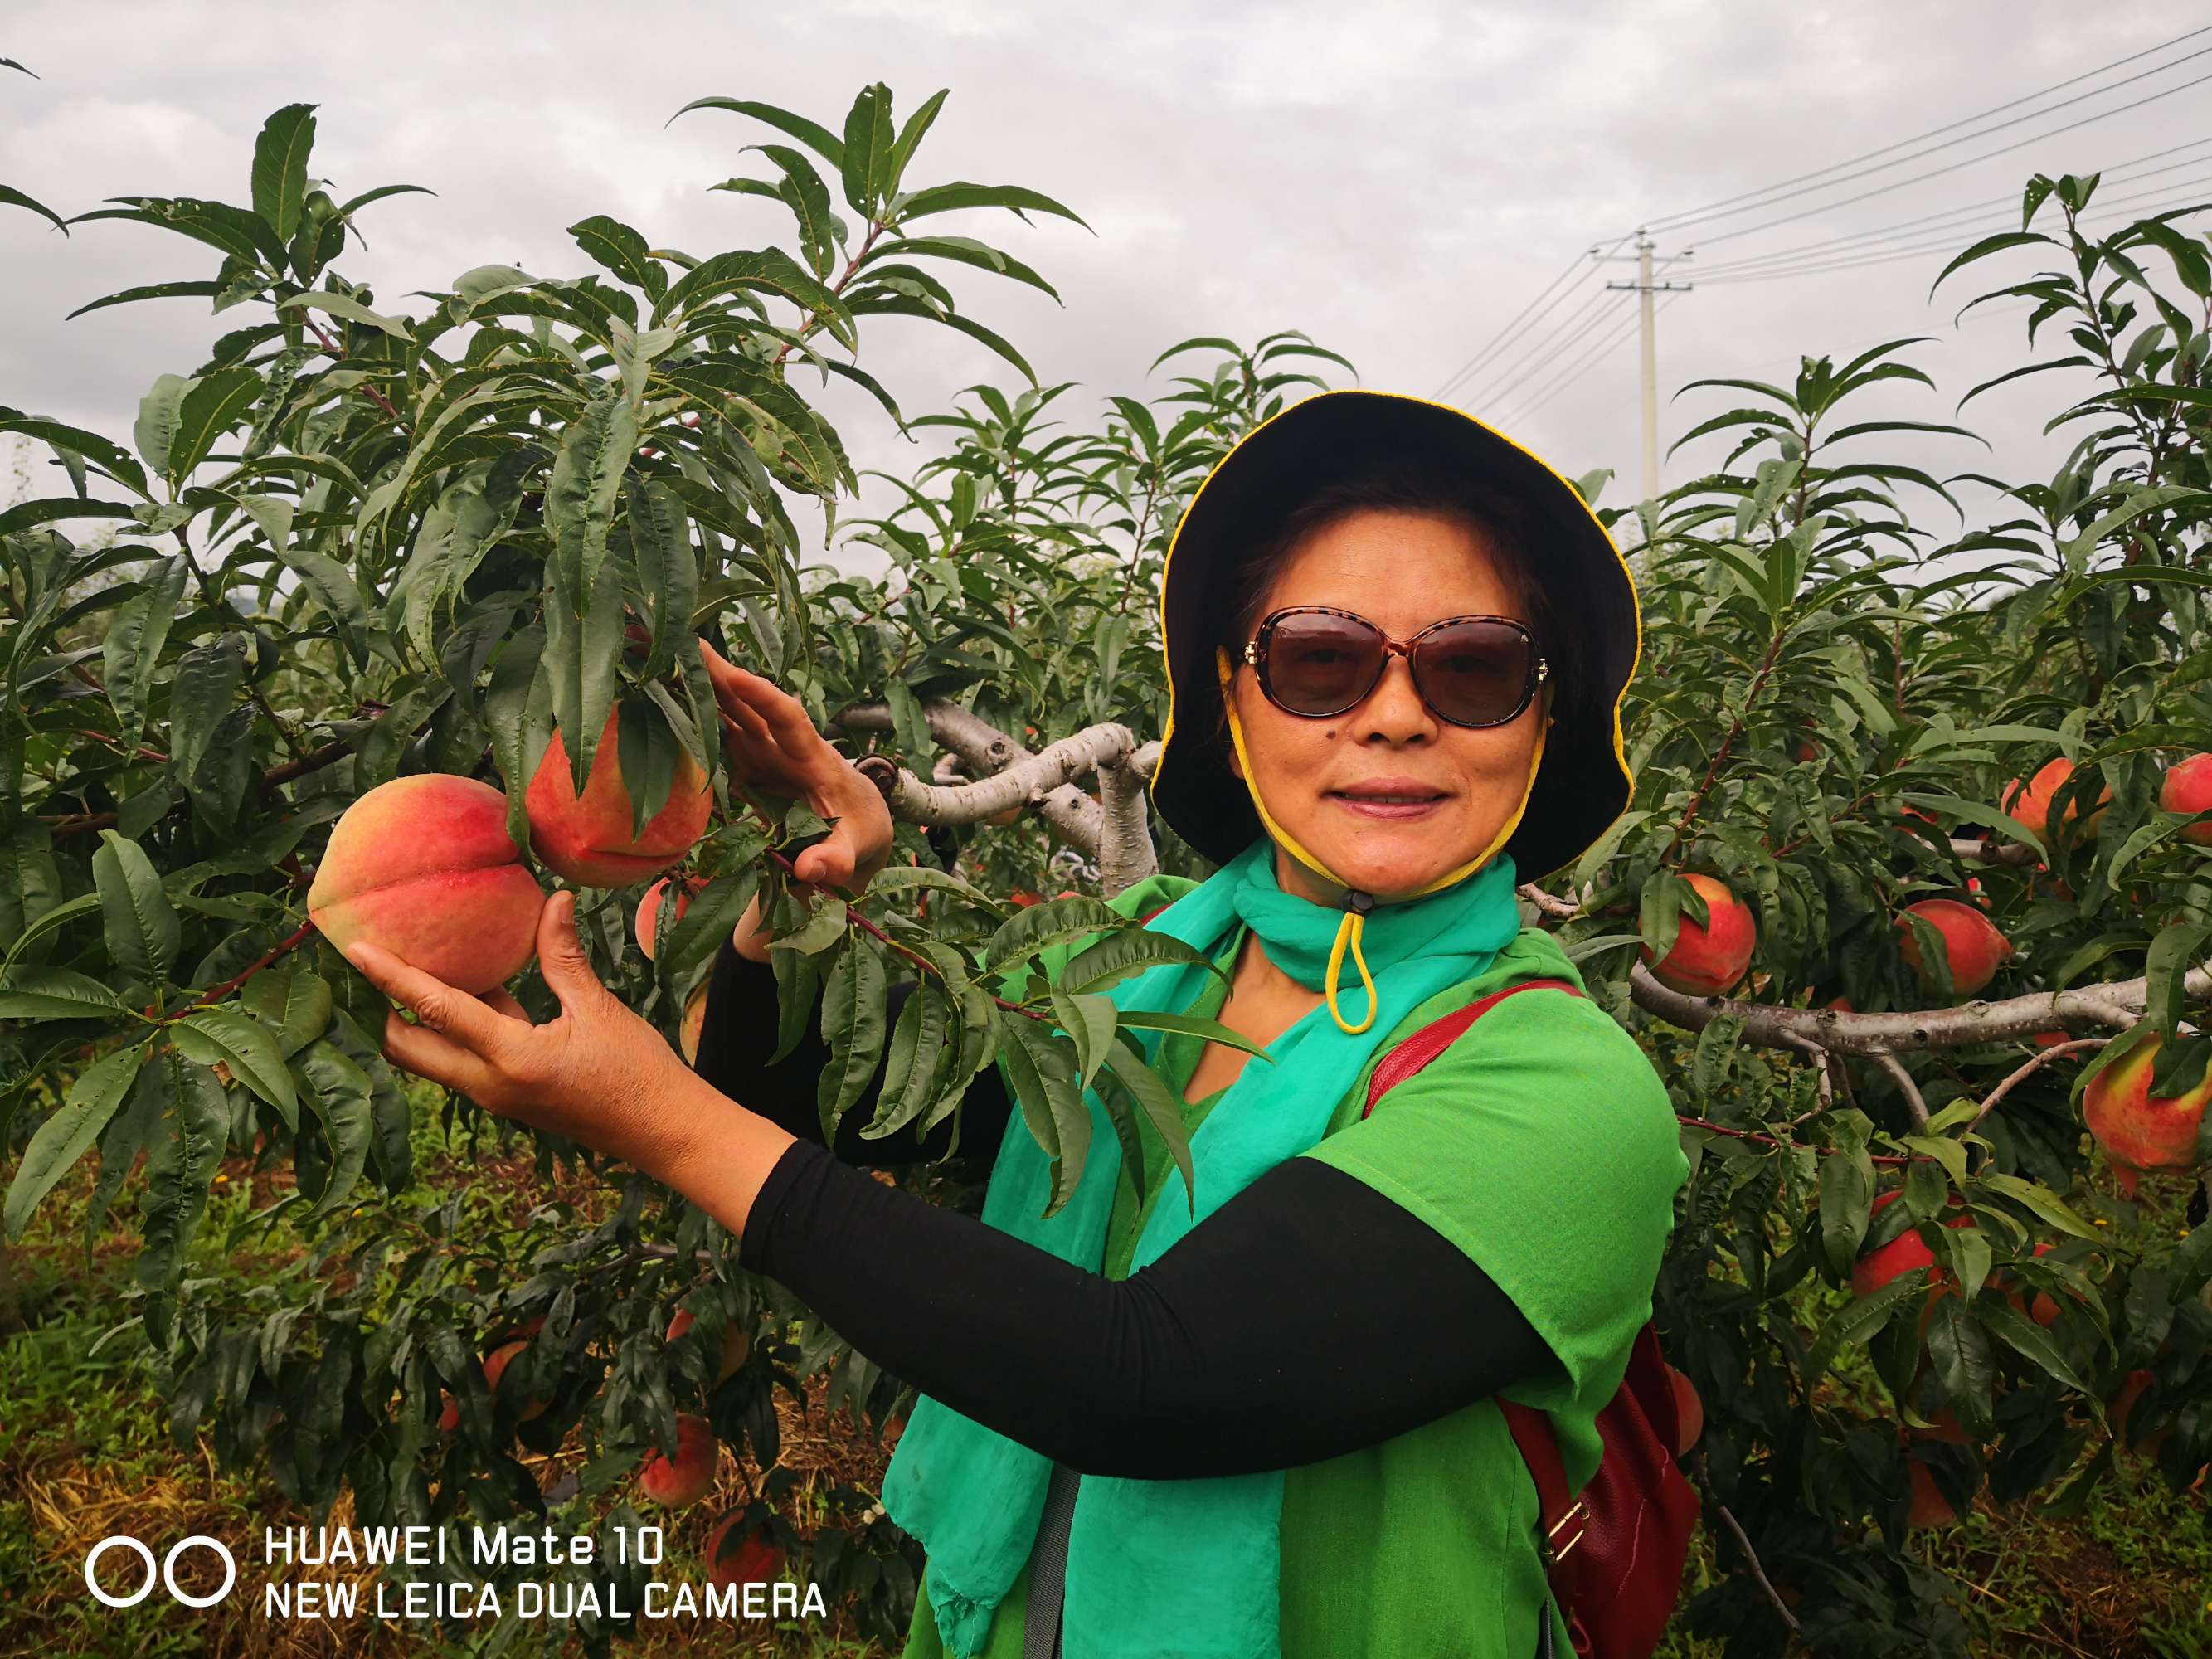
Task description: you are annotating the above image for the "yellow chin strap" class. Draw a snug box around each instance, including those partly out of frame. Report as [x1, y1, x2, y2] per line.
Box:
[1214, 645, 1550, 1034]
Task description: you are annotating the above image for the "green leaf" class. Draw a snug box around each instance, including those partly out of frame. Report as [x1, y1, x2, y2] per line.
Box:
[1055, 925, 1222, 996]
[1804, 1270, 1921, 1389]
[817, 939, 889, 1141]
[1103, 1034, 1194, 1218]
[1925, 1296, 1996, 1438]
[1975, 1171, 2098, 1239]
[1976, 1295, 2094, 1396]
[250, 104, 318, 242]
[984, 894, 1126, 975]
[294, 1039, 372, 1219]
[94, 830, 180, 987]
[5, 1044, 142, 1241]
[839, 83, 896, 220]
[166, 632, 247, 786]
[1, 184, 67, 235]
[85, 1045, 173, 1245]
[100, 552, 188, 751]
[484, 626, 549, 849]
[862, 235, 1060, 302]
[165, 366, 263, 484]
[772, 895, 849, 955]
[275, 289, 415, 341]
[670, 97, 846, 169]
[0, 415, 151, 499]
[134, 1060, 229, 1325]
[885, 88, 948, 195]
[547, 394, 637, 613]
[626, 478, 696, 681]
[864, 980, 952, 1141]
[895, 181, 1091, 231]
[1928, 231, 2054, 297]
[999, 1010, 1091, 1215]
[241, 968, 333, 1058]
[171, 1005, 298, 1128]
[134, 372, 191, 479]
[0, 967, 125, 1022]
[542, 563, 625, 803]
[1109, 1007, 1275, 1061]
[1049, 990, 1118, 1094]
[569, 214, 668, 302]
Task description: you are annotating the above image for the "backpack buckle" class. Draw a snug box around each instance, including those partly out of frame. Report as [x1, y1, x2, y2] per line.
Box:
[1544, 1501, 1588, 1564]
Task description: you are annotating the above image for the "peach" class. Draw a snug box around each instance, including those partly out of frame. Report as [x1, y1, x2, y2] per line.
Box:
[2110, 1369, 2171, 1455]
[704, 1514, 785, 1588]
[639, 1412, 719, 1507]
[483, 1340, 549, 1422]
[668, 1308, 750, 1384]
[1896, 898, 2012, 997]
[2161, 752, 2212, 846]
[635, 877, 707, 961]
[526, 705, 712, 888]
[308, 775, 544, 993]
[2083, 1029, 2211, 1198]
[2002, 757, 2110, 850]
[1854, 1189, 1975, 1300]
[1904, 1459, 1962, 1528]
[1640, 872, 1757, 997]
[1993, 1242, 2067, 1326]
[1794, 740, 1817, 763]
[1009, 888, 1043, 908]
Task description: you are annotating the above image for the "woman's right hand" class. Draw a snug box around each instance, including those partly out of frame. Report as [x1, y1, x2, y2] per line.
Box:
[698, 637, 896, 918]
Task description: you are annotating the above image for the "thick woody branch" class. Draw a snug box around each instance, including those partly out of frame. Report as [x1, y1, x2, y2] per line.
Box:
[834, 702, 1161, 894]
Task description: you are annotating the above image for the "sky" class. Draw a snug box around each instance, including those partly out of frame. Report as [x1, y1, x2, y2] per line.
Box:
[4, 0, 2210, 581]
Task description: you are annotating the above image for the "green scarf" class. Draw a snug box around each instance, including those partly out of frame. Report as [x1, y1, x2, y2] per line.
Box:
[882, 834, 1527, 1658]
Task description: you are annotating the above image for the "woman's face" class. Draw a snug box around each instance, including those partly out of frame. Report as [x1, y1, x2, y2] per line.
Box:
[1226, 506, 1548, 906]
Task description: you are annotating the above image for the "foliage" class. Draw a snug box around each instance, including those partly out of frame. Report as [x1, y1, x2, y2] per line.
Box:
[2, 78, 2211, 1659]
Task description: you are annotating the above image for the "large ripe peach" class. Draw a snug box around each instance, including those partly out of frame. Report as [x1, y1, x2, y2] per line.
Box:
[2002, 757, 2110, 850]
[1896, 898, 2012, 997]
[2160, 752, 2212, 846]
[309, 774, 544, 993]
[1663, 1362, 1703, 1455]
[2083, 1029, 2211, 1198]
[668, 1308, 750, 1384]
[1904, 1460, 1962, 1528]
[1640, 872, 1757, 996]
[634, 877, 707, 961]
[704, 1514, 785, 1588]
[526, 705, 712, 888]
[1853, 1189, 1976, 1300]
[639, 1412, 719, 1507]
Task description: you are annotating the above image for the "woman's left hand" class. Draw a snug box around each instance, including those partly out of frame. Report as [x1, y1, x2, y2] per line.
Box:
[345, 889, 702, 1178]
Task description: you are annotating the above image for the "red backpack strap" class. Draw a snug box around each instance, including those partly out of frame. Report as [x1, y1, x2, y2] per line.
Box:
[1363, 977, 1583, 1119]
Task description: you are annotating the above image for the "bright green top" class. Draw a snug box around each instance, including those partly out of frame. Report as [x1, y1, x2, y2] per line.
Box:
[899, 873, 1687, 1659]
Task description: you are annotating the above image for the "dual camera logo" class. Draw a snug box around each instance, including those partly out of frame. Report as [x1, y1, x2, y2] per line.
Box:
[84, 1535, 237, 1608]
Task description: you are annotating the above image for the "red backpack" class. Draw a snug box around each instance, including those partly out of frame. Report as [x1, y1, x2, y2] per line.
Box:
[1361, 977, 1699, 1659]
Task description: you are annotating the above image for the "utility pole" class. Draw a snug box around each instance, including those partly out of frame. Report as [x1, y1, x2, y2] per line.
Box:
[1602, 231, 1694, 501]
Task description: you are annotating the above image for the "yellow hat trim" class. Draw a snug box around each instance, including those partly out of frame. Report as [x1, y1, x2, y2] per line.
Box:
[1213, 645, 1550, 1034]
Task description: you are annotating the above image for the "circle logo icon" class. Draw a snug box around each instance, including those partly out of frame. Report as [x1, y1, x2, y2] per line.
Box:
[84, 1535, 236, 1608]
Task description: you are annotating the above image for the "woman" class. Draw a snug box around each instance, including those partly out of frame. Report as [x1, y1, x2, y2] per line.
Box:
[349, 390, 1689, 1659]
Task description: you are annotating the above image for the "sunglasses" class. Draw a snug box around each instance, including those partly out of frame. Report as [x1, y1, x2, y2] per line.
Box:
[1239, 606, 1547, 728]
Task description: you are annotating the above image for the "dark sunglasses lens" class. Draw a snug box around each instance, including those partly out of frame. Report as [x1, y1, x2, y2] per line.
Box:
[1266, 613, 1383, 713]
[1413, 620, 1532, 724]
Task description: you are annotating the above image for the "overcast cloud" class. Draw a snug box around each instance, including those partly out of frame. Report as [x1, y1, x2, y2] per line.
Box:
[4, 0, 2210, 579]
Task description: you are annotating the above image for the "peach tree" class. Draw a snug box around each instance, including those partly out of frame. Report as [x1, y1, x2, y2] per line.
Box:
[3, 73, 2211, 1659]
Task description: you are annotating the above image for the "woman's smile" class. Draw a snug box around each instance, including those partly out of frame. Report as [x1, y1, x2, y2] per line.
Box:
[1327, 776, 1451, 820]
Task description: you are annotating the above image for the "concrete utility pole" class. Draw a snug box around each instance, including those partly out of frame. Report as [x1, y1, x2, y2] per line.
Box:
[1602, 231, 1694, 501]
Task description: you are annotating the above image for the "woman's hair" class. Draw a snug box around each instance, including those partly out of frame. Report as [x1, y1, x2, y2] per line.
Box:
[1210, 450, 1578, 738]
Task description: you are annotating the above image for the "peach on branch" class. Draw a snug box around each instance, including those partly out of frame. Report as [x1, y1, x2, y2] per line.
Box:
[525, 705, 712, 888]
[1895, 898, 2012, 997]
[634, 876, 707, 961]
[308, 775, 544, 994]
[1663, 1362, 1703, 1455]
[678, 982, 709, 1065]
[639, 1413, 720, 1508]
[1904, 1461, 1962, 1529]
[2001, 757, 2110, 849]
[2082, 1029, 2211, 1198]
[1853, 1189, 1976, 1300]
[1639, 873, 1757, 997]
[482, 1340, 550, 1422]
[668, 1308, 750, 1384]
[2160, 752, 2212, 846]
[704, 1514, 785, 1588]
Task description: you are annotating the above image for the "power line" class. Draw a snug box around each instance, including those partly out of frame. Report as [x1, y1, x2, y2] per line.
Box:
[1694, 180, 2212, 285]
[1694, 171, 2212, 281]
[1685, 138, 2212, 277]
[1643, 23, 2212, 232]
[1453, 280, 1622, 407]
[1479, 250, 1689, 421]
[1495, 294, 1688, 429]
[1433, 231, 1636, 398]
[1688, 66, 2212, 250]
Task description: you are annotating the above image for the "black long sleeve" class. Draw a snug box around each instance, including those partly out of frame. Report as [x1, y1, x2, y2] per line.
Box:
[690, 940, 1015, 1167]
[737, 1135, 1557, 1480]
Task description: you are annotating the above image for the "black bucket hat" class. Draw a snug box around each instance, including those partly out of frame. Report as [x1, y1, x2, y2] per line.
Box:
[1148, 388, 1641, 893]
